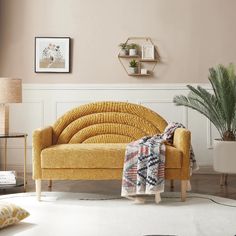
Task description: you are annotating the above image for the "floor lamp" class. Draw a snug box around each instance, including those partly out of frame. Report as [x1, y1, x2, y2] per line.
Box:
[0, 78, 22, 134]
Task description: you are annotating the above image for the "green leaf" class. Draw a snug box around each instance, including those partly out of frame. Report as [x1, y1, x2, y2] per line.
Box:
[173, 64, 236, 141]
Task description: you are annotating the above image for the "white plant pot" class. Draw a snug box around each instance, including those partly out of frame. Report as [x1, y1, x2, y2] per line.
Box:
[119, 49, 127, 56]
[129, 67, 138, 74]
[129, 49, 137, 56]
[213, 139, 236, 173]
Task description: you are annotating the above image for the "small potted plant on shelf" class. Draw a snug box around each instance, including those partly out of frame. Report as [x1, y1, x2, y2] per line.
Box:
[173, 64, 236, 183]
[129, 59, 138, 74]
[119, 42, 128, 56]
[128, 43, 138, 56]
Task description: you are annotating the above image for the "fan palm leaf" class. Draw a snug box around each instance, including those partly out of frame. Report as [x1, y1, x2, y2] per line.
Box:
[173, 64, 236, 141]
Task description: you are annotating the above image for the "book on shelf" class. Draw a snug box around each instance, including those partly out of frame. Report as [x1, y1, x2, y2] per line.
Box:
[0, 171, 17, 185]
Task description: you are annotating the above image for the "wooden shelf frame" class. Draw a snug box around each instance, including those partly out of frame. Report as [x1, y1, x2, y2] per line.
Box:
[140, 59, 158, 62]
[118, 55, 140, 59]
[118, 37, 160, 77]
[128, 73, 151, 77]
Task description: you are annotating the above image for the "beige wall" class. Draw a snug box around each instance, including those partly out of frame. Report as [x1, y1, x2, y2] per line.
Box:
[0, 0, 236, 84]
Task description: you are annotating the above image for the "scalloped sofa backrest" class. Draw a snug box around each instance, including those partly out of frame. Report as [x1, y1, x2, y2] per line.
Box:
[52, 101, 168, 144]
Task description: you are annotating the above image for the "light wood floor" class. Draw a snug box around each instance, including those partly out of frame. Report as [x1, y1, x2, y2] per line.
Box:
[1, 173, 236, 200]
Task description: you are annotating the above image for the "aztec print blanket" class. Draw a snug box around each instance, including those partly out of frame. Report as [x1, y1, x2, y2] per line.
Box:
[121, 122, 198, 197]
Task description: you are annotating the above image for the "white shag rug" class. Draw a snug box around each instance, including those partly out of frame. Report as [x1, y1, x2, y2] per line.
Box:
[0, 192, 236, 236]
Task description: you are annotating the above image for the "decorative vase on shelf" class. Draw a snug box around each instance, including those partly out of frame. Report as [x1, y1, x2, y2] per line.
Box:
[129, 59, 138, 74]
[118, 43, 128, 56]
[129, 49, 137, 56]
[120, 49, 128, 56]
[128, 43, 138, 56]
[129, 67, 138, 74]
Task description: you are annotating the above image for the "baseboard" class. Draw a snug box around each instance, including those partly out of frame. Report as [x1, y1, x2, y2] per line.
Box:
[194, 165, 216, 174]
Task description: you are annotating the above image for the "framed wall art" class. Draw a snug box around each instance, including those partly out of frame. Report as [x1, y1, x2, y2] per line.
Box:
[142, 44, 155, 60]
[35, 37, 71, 73]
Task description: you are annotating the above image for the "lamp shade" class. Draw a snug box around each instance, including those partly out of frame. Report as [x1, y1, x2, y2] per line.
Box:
[0, 78, 22, 104]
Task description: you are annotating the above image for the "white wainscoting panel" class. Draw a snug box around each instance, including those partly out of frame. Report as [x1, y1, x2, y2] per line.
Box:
[138, 100, 187, 125]
[55, 101, 94, 119]
[0, 83, 217, 173]
[10, 100, 44, 145]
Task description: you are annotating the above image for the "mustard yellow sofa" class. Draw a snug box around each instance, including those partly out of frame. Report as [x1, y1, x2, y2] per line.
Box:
[32, 101, 191, 201]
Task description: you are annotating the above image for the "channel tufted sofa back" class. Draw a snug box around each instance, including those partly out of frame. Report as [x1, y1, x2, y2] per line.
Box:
[52, 101, 168, 144]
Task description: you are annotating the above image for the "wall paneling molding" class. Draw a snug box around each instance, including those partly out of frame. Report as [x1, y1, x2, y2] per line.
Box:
[0, 83, 217, 173]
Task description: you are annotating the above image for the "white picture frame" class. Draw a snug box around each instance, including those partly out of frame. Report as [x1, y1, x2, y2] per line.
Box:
[35, 37, 71, 73]
[142, 45, 155, 60]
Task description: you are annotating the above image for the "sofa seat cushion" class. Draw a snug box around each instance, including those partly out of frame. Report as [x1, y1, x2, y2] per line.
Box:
[41, 143, 182, 169]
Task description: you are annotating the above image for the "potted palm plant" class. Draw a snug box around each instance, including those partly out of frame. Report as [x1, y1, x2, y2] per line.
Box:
[173, 64, 236, 179]
[129, 59, 138, 74]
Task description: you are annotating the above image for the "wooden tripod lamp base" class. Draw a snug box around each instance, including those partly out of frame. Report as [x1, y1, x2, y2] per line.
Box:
[0, 104, 9, 134]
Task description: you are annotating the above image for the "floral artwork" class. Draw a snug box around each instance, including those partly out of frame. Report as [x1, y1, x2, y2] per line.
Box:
[41, 43, 64, 68]
[35, 37, 70, 73]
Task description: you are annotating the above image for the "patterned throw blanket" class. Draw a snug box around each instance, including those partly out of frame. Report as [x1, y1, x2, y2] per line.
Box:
[121, 122, 198, 198]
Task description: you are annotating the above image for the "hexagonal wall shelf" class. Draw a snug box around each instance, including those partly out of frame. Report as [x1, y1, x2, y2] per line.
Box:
[118, 37, 160, 77]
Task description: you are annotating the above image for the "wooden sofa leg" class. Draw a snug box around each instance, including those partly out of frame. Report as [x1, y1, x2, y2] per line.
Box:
[170, 179, 174, 190]
[48, 180, 52, 188]
[220, 174, 225, 186]
[181, 180, 187, 202]
[225, 174, 228, 186]
[220, 174, 228, 186]
[36, 180, 41, 201]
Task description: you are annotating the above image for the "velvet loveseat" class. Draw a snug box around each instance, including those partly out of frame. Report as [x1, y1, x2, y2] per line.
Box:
[32, 101, 191, 201]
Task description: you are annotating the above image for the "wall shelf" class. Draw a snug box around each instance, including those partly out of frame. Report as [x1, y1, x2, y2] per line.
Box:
[118, 55, 140, 59]
[139, 59, 158, 62]
[128, 73, 151, 77]
[118, 37, 160, 77]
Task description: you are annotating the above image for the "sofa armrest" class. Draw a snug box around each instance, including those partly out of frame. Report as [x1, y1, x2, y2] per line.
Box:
[173, 128, 191, 179]
[32, 126, 53, 179]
